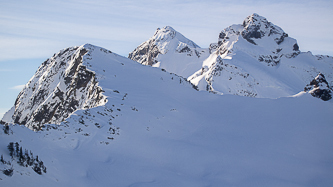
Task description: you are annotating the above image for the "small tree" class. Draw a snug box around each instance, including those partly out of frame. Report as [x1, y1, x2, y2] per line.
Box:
[3, 125, 10, 134]
[7, 142, 14, 158]
[15, 142, 20, 157]
[0, 154, 4, 164]
[18, 147, 25, 166]
[33, 163, 42, 175]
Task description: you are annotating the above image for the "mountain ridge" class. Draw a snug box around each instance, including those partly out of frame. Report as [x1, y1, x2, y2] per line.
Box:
[1, 14, 333, 186]
[129, 13, 333, 99]
[2, 43, 198, 130]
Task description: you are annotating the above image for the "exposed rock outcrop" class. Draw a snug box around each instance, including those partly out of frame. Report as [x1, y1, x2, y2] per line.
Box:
[304, 73, 332, 101]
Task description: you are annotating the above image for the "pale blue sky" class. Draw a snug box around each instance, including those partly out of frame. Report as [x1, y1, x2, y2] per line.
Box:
[1, 0, 333, 118]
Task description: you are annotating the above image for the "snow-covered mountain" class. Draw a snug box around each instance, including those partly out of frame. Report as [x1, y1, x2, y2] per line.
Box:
[1, 14, 333, 186]
[130, 14, 333, 98]
[128, 26, 210, 78]
[2, 45, 108, 130]
[2, 44, 196, 130]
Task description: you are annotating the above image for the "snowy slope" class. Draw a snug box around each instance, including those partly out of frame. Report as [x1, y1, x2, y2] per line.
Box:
[1, 44, 333, 186]
[128, 26, 210, 78]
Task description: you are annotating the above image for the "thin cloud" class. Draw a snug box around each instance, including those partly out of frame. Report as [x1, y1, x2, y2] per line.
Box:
[10, 84, 26, 90]
[0, 69, 14, 72]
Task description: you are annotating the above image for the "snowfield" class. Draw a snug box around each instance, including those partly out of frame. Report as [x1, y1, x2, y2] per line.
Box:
[1, 43, 333, 186]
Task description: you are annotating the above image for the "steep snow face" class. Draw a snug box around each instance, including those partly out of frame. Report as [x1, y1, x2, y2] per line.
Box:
[2, 44, 107, 130]
[189, 13, 333, 98]
[128, 26, 210, 77]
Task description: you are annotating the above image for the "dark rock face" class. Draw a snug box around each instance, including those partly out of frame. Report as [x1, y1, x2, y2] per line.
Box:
[219, 32, 226, 40]
[275, 33, 288, 45]
[241, 13, 289, 46]
[304, 73, 332, 101]
[241, 26, 262, 45]
[258, 55, 281, 66]
[10, 45, 107, 130]
[209, 43, 219, 54]
[128, 39, 160, 66]
[178, 46, 191, 53]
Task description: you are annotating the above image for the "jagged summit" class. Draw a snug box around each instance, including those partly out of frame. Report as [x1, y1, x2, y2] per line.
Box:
[214, 13, 300, 64]
[153, 26, 200, 49]
[242, 13, 283, 34]
[243, 13, 267, 26]
[241, 13, 288, 46]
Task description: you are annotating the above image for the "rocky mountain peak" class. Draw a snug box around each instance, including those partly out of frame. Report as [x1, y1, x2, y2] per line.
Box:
[215, 13, 300, 67]
[242, 13, 269, 29]
[128, 26, 208, 77]
[152, 26, 199, 47]
[153, 26, 177, 42]
[4, 44, 107, 130]
[241, 13, 288, 45]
